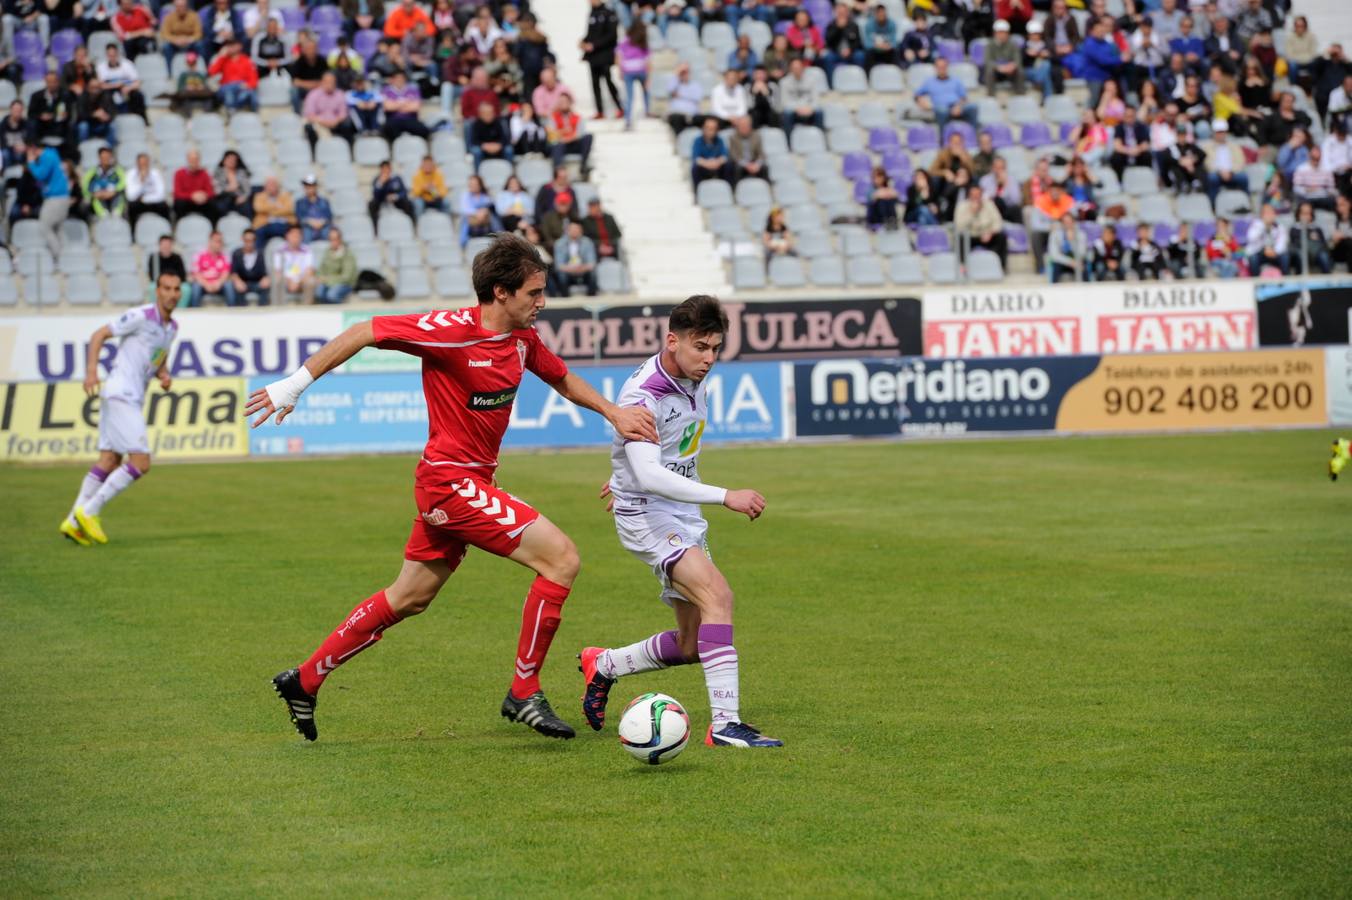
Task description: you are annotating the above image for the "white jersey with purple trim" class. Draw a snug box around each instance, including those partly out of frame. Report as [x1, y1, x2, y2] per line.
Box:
[608, 353, 709, 517]
[102, 304, 178, 404]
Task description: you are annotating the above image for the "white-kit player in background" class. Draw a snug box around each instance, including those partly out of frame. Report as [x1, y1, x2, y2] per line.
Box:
[578, 294, 783, 748]
[60, 272, 184, 546]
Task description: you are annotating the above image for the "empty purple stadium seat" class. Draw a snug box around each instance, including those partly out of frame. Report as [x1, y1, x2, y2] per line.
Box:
[50, 29, 83, 65]
[881, 149, 911, 182]
[13, 30, 43, 58]
[353, 28, 383, 60]
[907, 125, 938, 153]
[1191, 221, 1217, 244]
[969, 42, 986, 68]
[309, 5, 344, 30]
[982, 123, 1014, 150]
[1059, 121, 1077, 142]
[20, 54, 45, 82]
[853, 180, 872, 204]
[868, 127, 900, 153]
[280, 7, 306, 31]
[1020, 122, 1053, 149]
[942, 121, 977, 148]
[1232, 216, 1253, 237]
[914, 226, 951, 255]
[1153, 223, 1179, 244]
[316, 31, 338, 54]
[842, 151, 871, 181]
[935, 39, 965, 64]
[1078, 222, 1103, 244]
[806, 0, 832, 27]
[1004, 224, 1029, 254]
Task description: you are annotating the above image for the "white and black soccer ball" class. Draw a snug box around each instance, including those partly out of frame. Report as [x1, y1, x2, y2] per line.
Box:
[617, 692, 690, 765]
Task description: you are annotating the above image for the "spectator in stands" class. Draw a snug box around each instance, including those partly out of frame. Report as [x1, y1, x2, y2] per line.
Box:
[581, 0, 622, 119]
[745, 66, 779, 131]
[931, 131, 975, 185]
[495, 173, 531, 232]
[228, 228, 269, 306]
[1176, 74, 1212, 136]
[904, 169, 943, 225]
[3, 1, 47, 62]
[970, 131, 997, 179]
[582, 196, 621, 259]
[189, 230, 231, 307]
[210, 38, 259, 111]
[82, 145, 125, 220]
[210, 150, 250, 220]
[253, 176, 297, 244]
[125, 152, 168, 227]
[1205, 117, 1250, 201]
[514, 13, 551, 97]
[97, 41, 147, 118]
[664, 62, 705, 133]
[168, 51, 216, 115]
[1128, 222, 1165, 279]
[1234, 0, 1274, 48]
[340, 0, 384, 38]
[160, 0, 203, 66]
[252, 17, 290, 77]
[303, 71, 356, 149]
[618, 22, 650, 130]
[410, 155, 449, 217]
[289, 36, 328, 115]
[1203, 216, 1243, 277]
[1022, 19, 1054, 98]
[690, 117, 731, 192]
[347, 74, 382, 134]
[983, 19, 1025, 94]
[1260, 169, 1293, 214]
[552, 220, 598, 296]
[370, 159, 414, 221]
[111, 0, 155, 60]
[0, 100, 25, 167]
[780, 56, 822, 134]
[546, 92, 592, 174]
[1329, 194, 1352, 271]
[172, 150, 214, 222]
[1289, 201, 1331, 274]
[539, 188, 575, 249]
[1095, 78, 1125, 128]
[980, 156, 1022, 222]
[1110, 105, 1151, 177]
[534, 166, 571, 220]
[1090, 223, 1125, 280]
[201, 0, 242, 55]
[331, 50, 359, 90]
[955, 183, 1008, 268]
[763, 206, 795, 259]
[484, 36, 522, 103]
[1029, 179, 1075, 270]
[865, 166, 900, 230]
[1151, 102, 1181, 178]
[1127, 15, 1166, 92]
[530, 66, 571, 119]
[710, 67, 749, 128]
[1292, 144, 1336, 211]
[1322, 119, 1352, 194]
[1166, 221, 1205, 279]
[1040, 0, 1080, 94]
[1046, 213, 1086, 281]
[60, 44, 95, 97]
[468, 98, 511, 169]
[728, 116, 767, 184]
[296, 174, 333, 242]
[75, 78, 116, 144]
[510, 101, 550, 156]
[1169, 15, 1204, 73]
[1246, 203, 1289, 275]
[1069, 17, 1124, 108]
[1276, 125, 1311, 182]
[1259, 91, 1312, 152]
[241, 0, 281, 42]
[315, 227, 358, 303]
[821, 3, 864, 82]
[727, 34, 758, 81]
[29, 72, 72, 152]
[329, 35, 364, 74]
[761, 33, 796, 81]
[785, 9, 823, 66]
[271, 225, 316, 304]
[382, 69, 429, 141]
[898, 10, 934, 68]
[462, 3, 502, 55]
[367, 36, 408, 83]
[81, 0, 115, 37]
[404, 20, 440, 88]
[458, 172, 498, 245]
[915, 56, 978, 130]
[1284, 16, 1318, 84]
[1169, 126, 1207, 193]
[147, 234, 185, 283]
[1204, 14, 1243, 71]
[384, 0, 432, 41]
[862, 4, 897, 71]
[1068, 109, 1110, 167]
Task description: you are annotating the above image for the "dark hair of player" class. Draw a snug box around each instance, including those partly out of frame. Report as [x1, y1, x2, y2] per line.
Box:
[472, 232, 549, 304]
[156, 271, 182, 287]
[669, 295, 728, 337]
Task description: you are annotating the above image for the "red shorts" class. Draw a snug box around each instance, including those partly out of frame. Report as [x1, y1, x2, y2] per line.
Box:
[404, 475, 541, 567]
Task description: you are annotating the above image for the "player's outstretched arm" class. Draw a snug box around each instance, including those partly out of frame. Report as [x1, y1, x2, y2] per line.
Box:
[549, 372, 658, 443]
[622, 442, 767, 521]
[84, 325, 113, 396]
[244, 321, 375, 427]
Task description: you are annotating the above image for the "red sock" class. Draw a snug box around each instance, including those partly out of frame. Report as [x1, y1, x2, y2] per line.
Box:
[298, 591, 402, 695]
[510, 577, 570, 699]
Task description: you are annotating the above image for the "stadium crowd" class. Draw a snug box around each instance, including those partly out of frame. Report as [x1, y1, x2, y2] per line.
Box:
[1, 0, 1350, 303]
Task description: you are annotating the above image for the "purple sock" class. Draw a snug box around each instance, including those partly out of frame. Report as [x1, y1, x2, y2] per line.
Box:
[698, 624, 740, 727]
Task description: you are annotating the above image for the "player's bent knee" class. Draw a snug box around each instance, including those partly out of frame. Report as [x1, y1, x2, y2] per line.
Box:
[387, 584, 436, 616]
[537, 535, 581, 586]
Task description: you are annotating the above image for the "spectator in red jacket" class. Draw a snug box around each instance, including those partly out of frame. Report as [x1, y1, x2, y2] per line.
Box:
[112, 0, 157, 60]
[209, 39, 259, 110]
[459, 66, 500, 122]
[382, 0, 432, 41]
[173, 149, 216, 222]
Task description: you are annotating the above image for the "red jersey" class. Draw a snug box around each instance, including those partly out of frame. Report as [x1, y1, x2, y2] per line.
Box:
[370, 305, 568, 486]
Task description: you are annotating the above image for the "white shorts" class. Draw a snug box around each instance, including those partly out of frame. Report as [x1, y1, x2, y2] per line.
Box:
[97, 397, 150, 454]
[614, 503, 710, 607]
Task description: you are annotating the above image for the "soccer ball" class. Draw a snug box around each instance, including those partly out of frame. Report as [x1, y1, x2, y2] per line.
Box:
[617, 692, 690, 765]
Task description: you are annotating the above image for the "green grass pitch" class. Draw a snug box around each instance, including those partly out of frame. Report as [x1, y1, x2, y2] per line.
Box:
[2, 431, 1350, 896]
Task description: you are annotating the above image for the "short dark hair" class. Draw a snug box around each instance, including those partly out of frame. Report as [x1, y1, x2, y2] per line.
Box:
[472, 232, 548, 304]
[669, 295, 728, 337]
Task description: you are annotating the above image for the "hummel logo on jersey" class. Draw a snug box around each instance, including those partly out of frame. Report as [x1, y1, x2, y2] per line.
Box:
[468, 387, 518, 410]
[468, 359, 492, 367]
[421, 508, 449, 526]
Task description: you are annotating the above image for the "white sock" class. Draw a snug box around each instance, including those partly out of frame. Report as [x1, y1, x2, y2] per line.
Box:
[697, 624, 740, 727]
[70, 465, 110, 520]
[596, 630, 688, 678]
[84, 462, 143, 516]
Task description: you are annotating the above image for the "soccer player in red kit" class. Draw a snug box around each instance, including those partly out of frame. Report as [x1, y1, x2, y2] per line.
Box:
[245, 234, 657, 741]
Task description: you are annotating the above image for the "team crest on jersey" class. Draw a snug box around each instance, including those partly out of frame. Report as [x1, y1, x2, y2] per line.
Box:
[677, 421, 704, 457]
[665, 532, 681, 547]
[422, 508, 450, 526]
[516, 339, 528, 370]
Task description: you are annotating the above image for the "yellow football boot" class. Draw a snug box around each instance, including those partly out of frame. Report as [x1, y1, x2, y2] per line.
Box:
[74, 506, 108, 544]
[59, 517, 92, 546]
[1330, 439, 1350, 482]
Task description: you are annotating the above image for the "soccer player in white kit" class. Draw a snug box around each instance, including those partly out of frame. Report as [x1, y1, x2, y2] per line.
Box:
[578, 295, 783, 748]
[59, 272, 183, 546]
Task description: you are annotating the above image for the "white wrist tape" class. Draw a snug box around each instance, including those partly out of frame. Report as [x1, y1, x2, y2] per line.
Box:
[265, 365, 314, 410]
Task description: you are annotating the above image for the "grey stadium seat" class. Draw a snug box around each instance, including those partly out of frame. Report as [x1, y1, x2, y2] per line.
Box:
[1006, 95, 1042, 126]
[888, 254, 925, 284]
[697, 179, 734, 209]
[108, 273, 145, 305]
[435, 266, 471, 298]
[67, 273, 103, 306]
[397, 267, 431, 299]
[967, 250, 1004, 282]
[732, 256, 766, 289]
[809, 255, 845, 287]
[848, 255, 885, 286]
[795, 231, 834, 258]
[100, 248, 139, 274]
[597, 259, 629, 294]
[828, 126, 865, 153]
[869, 65, 904, 93]
[134, 214, 172, 247]
[1123, 167, 1158, 196]
[708, 207, 748, 239]
[839, 228, 873, 257]
[832, 65, 868, 94]
[1177, 193, 1213, 223]
[1137, 194, 1177, 225]
[734, 178, 771, 207]
[875, 229, 911, 256]
[927, 252, 959, 283]
[768, 255, 806, 288]
[789, 126, 826, 155]
[23, 274, 63, 306]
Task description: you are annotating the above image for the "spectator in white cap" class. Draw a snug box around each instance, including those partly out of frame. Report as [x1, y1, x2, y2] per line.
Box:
[1023, 19, 1055, 98]
[296, 173, 334, 242]
[983, 20, 1025, 95]
[1204, 117, 1250, 202]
